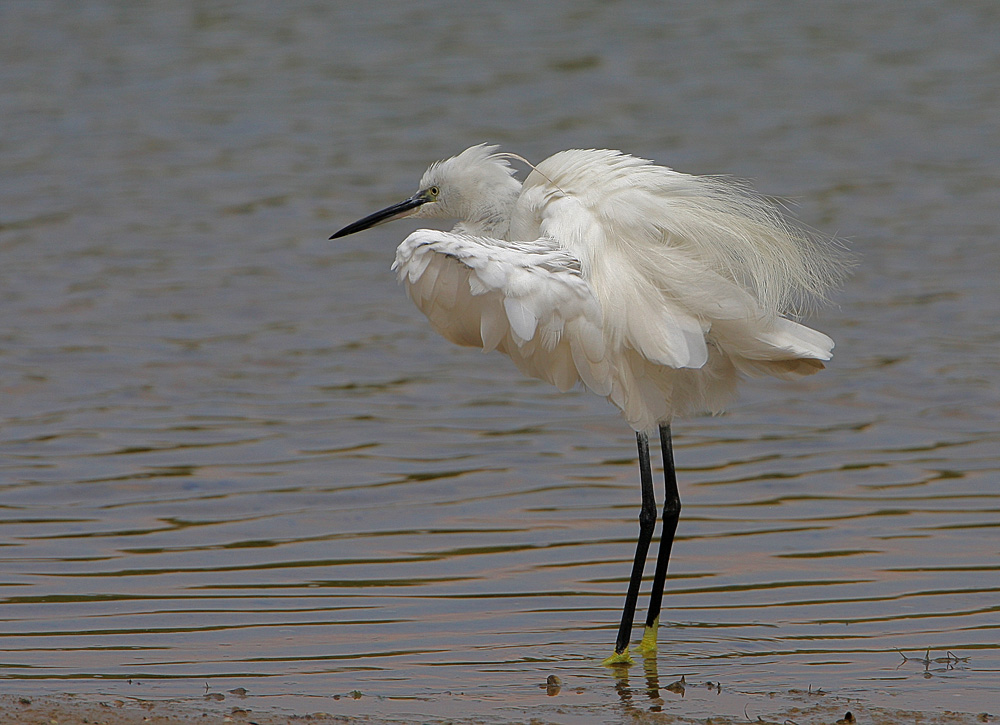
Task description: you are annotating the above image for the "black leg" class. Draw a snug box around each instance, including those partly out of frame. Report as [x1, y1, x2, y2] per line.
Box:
[606, 431, 658, 663]
[640, 424, 682, 653]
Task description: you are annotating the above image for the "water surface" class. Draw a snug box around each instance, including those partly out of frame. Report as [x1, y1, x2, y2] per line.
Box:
[1, 2, 998, 722]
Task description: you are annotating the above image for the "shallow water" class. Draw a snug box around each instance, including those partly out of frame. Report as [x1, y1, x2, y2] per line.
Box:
[1, 2, 998, 722]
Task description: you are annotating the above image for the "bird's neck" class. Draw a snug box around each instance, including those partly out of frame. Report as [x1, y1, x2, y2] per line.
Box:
[454, 213, 509, 238]
[453, 183, 521, 239]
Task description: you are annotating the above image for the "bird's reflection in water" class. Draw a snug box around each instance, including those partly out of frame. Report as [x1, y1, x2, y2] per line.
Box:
[609, 652, 689, 713]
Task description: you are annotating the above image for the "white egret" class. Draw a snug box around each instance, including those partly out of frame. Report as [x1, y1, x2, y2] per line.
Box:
[331, 144, 846, 665]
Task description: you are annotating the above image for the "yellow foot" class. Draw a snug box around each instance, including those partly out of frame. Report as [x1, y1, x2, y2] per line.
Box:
[638, 618, 659, 655]
[601, 647, 634, 667]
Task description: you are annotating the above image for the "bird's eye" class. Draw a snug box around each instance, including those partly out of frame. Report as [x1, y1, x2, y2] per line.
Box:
[428, 186, 440, 198]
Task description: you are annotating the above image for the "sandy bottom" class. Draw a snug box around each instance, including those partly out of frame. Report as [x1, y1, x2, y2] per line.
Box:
[1, 692, 994, 725]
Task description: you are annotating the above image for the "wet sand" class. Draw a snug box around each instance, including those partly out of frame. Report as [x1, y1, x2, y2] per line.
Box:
[2, 693, 993, 725]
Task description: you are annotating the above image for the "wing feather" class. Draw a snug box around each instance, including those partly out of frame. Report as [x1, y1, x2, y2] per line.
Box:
[516, 149, 848, 317]
[503, 296, 538, 343]
[479, 303, 507, 352]
[392, 229, 612, 396]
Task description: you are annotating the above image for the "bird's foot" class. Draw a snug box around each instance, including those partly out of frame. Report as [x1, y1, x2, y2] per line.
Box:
[638, 618, 659, 655]
[601, 647, 634, 667]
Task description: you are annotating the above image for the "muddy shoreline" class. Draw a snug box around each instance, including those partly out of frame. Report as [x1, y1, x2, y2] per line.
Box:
[2, 692, 994, 725]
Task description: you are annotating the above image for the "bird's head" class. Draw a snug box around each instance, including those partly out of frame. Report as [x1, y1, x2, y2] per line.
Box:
[330, 144, 521, 239]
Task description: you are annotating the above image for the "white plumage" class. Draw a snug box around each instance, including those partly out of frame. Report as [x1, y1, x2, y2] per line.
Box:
[394, 231, 612, 397]
[330, 144, 847, 662]
[352, 144, 844, 431]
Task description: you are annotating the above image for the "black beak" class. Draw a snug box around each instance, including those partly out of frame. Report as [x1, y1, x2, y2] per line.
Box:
[329, 193, 429, 240]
